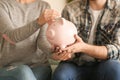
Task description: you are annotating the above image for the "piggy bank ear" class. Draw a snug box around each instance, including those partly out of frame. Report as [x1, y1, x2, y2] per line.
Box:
[56, 18, 65, 25]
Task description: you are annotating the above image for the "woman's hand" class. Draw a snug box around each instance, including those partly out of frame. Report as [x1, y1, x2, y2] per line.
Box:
[37, 9, 60, 26]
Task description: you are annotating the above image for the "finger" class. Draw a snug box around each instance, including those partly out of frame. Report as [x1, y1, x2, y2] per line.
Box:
[62, 55, 71, 61]
[66, 52, 72, 58]
[51, 53, 61, 60]
[67, 49, 73, 53]
[61, 46, 72, 51]
[51, 15, 59, 20]
[52, 10, 61, 17]
[52, 52, 72, 61]
[74, 34, 81, 42]
[61, 52, 71, 60]
[58, 52, 71, 61]
[44, 9, 53, 15]
[45, 9, 59, 20]
[44, 10, 54, 21]
[56, 47, 63, 53]
[68, 53, 71, 58]
[55, 47, 60, 52]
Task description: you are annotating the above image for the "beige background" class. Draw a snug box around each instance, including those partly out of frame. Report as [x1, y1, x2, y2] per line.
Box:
[43, 0, 66, 13]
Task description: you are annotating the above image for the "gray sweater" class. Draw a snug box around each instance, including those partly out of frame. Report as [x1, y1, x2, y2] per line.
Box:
[0, 0, 51, 67]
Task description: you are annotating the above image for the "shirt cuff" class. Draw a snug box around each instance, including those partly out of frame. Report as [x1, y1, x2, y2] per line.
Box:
[105, 44, 119, 59]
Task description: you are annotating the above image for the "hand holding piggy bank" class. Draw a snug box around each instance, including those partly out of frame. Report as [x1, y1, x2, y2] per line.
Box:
[46, 18, 77, 49]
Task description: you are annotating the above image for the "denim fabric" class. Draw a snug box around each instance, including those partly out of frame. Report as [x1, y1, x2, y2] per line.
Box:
[0, 65, 52, 80]
[52, 60, 120, 80]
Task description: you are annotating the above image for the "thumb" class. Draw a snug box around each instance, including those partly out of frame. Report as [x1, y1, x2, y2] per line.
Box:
[74, 34, 81, 42]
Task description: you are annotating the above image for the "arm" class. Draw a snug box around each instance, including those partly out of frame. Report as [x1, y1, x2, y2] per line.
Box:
[105, 28, 120, 60]
[0, 4, 52, 43]
[51, 5, 120, 61]
[81, 43, 107, 59]
[51, 34, 107, 61]
[52, 29, 120, 61]
[63, 35, 108, 60]
[0, 7, 40, 43]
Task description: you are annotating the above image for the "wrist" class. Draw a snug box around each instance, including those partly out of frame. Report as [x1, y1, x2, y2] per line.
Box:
[80, 42, 89, 53]
[37, 18, 44, 26]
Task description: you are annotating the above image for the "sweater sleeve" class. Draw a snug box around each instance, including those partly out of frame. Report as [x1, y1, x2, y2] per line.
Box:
[0, 6, 41, 43]
[0, 0, 51, 44]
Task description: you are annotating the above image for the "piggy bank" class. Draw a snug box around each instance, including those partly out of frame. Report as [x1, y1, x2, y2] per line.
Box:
[46, 18, 77, 49]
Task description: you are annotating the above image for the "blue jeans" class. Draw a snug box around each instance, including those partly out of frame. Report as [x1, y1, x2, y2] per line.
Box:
[0, 65, 52, 80]
[52, 60, 120, 80]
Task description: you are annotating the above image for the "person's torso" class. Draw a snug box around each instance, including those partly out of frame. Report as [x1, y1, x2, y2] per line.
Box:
[62, 0, 120, 65]
[0, 0, 50, 67]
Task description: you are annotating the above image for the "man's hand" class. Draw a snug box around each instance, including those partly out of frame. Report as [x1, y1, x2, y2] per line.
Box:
[62, 34, 85, 53]
[50, 35, 85, 61]
[37, 9, 60, 26]
[51, 47, 73, 61]
[62, 34, 108, 59]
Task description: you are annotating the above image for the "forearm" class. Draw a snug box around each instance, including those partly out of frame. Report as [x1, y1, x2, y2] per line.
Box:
[4, 20, 40, 43]
[82, 43, 108, 59]
[0, 7, 41, 43]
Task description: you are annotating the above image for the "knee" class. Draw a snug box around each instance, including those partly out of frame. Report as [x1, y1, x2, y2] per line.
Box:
[52, 62, 78, 80]
[14, 65, 37, 80]
[15, 65, 32, 74]
[0, 65, 36, 80]
[12, 65, 34, 77]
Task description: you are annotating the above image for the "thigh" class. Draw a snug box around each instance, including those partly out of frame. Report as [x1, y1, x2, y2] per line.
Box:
[0, 67, 16, 80]
[0, 65, 36, 80]
[93, 60, 120, 80]
[52, 61, 79, 80]
[32, 65, 52, 80]
[52, 61, 93, 80]
[0, 76, 17, 80]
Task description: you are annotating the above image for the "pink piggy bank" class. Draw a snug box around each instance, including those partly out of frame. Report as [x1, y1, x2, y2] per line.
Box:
[46, 18, 77, 49]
